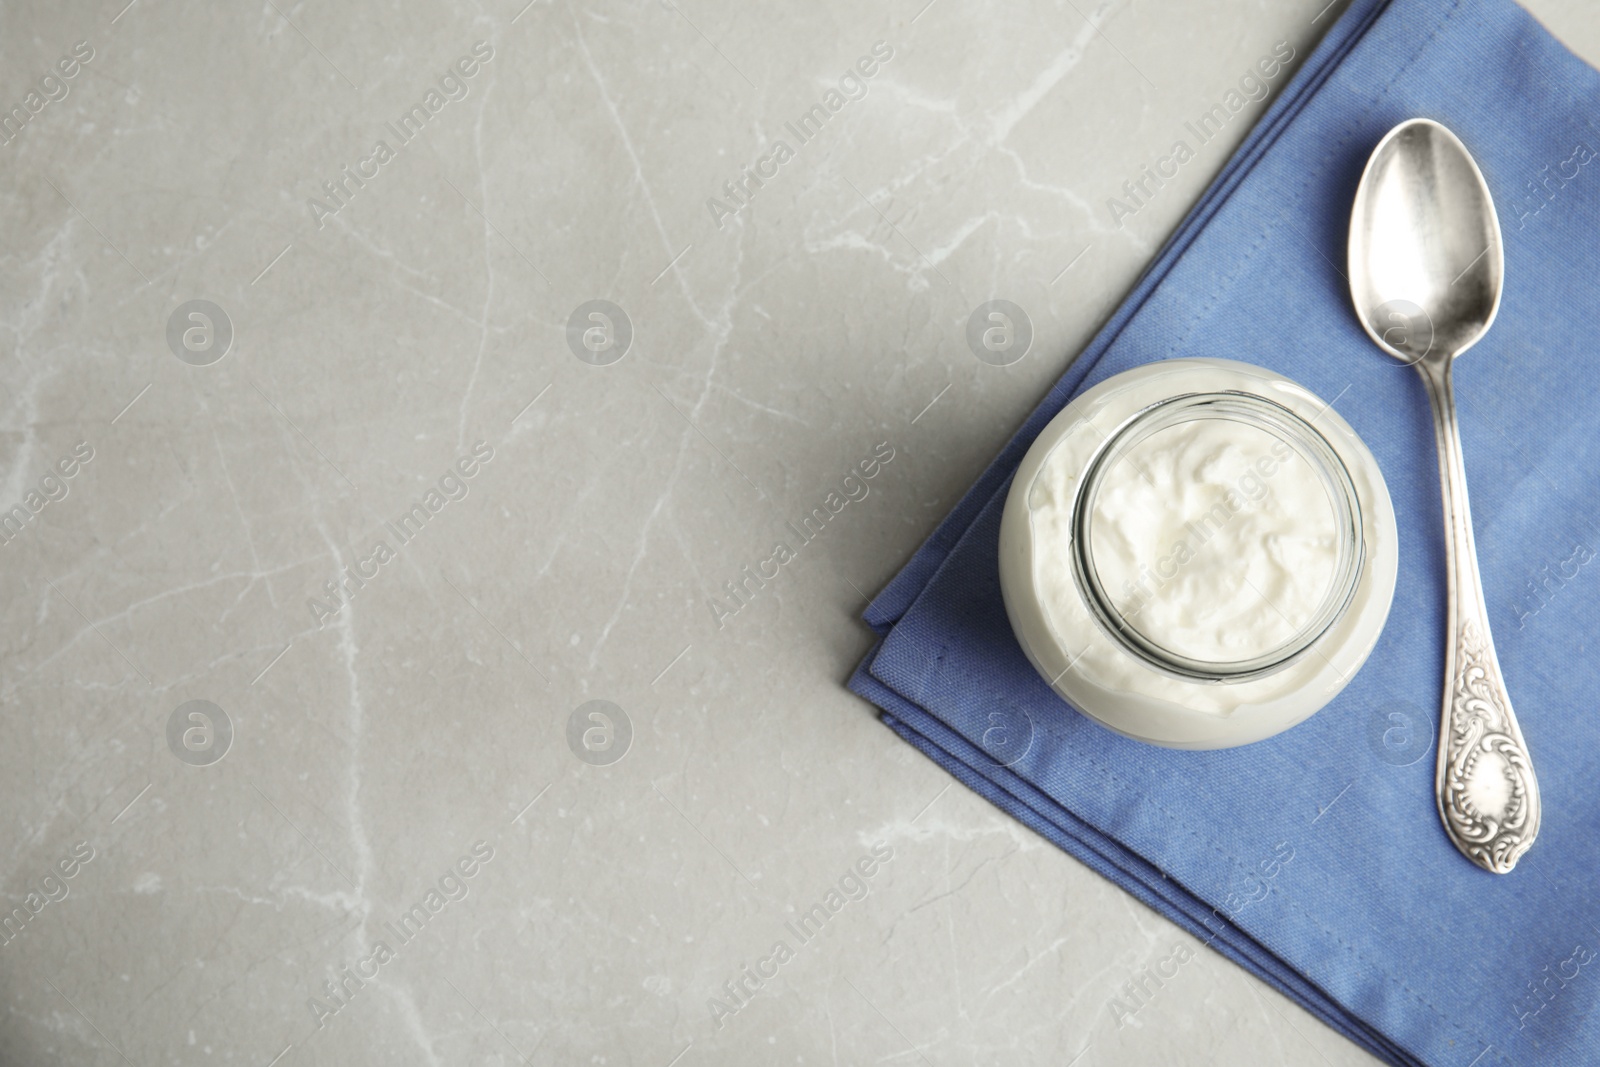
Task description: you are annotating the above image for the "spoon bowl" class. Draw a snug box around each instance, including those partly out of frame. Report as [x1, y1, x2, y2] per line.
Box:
[1349, 119, 1504, 365]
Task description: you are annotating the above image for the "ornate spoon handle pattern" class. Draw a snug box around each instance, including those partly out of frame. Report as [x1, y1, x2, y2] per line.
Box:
[1419, 356, 1540, 874]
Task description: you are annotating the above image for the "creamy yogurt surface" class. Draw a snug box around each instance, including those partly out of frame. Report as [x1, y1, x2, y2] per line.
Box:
[1001, 359, 1398, 743]
[1086, 416, 1340, 664]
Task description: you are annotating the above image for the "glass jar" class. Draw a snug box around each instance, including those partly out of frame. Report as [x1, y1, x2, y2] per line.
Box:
[998, 359, 1398, 749]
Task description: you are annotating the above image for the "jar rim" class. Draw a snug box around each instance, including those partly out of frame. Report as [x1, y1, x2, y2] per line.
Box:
[1069, 390, 1366, 682]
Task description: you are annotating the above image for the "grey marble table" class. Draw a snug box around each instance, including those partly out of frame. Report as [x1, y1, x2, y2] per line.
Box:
[4, 1, 1595, 1064]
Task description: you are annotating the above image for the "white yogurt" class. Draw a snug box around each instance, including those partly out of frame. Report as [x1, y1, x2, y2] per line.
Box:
[1085, 417, 1340, 664]
[998, 359, 1398, 749]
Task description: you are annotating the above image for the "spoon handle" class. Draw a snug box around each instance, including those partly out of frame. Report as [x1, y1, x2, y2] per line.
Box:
[1416, 356, 1540, 874]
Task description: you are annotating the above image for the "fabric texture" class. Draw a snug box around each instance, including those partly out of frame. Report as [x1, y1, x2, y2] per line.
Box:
[848, 0, 1600, 1063]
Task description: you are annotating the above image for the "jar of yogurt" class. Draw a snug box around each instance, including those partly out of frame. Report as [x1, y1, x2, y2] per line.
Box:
[997, 359, 1397, 749]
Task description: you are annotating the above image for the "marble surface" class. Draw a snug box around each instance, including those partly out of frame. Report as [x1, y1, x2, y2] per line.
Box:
[4, 1, 1598, 1064]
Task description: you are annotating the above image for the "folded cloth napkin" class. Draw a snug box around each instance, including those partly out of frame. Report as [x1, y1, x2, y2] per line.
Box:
[849, 0, 1600, 1062]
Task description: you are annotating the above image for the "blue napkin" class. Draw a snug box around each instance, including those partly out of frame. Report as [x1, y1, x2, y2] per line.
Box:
[850, 0, 1600, 1062]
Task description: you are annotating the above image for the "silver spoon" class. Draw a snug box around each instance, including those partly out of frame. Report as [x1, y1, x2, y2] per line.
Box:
[1348, 118, 1539, 874]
